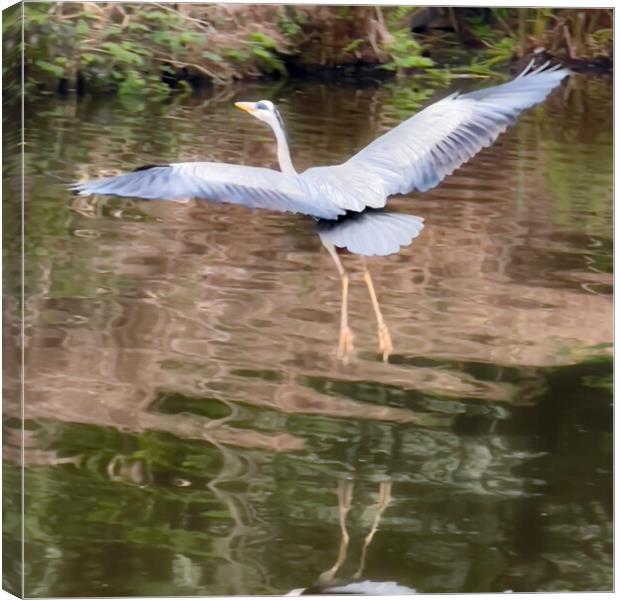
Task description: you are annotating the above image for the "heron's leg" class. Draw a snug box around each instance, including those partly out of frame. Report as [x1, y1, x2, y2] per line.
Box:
[353, 480, 392, 579]
[322, 240, 354, 360]
[319, 479, 355, 584]
[360, 258, 393, 362]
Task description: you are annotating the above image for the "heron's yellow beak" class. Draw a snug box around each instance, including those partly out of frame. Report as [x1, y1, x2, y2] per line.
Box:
[234, 101, 256, 114]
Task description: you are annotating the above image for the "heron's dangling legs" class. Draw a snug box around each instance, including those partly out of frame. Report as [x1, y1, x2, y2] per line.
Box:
[353, 480, 392, 579]
[360, 258, 393, 362]
[319, 479, 355, 584]
[322, 240, 354, 361]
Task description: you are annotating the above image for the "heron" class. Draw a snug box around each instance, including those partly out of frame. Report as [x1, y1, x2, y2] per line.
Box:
[71, 61, 569, 361]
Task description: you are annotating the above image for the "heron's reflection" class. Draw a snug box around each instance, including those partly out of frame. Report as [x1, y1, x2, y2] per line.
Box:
[316, 209, 424, 363]
[288, 479, 416, 595]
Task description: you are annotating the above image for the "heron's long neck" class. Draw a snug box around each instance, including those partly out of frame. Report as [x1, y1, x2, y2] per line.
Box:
[273, 123, 297, 175]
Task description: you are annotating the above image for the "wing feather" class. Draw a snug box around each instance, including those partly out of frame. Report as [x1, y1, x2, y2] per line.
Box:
[301, 63, 570, 209]
[70, 162, 345, 220]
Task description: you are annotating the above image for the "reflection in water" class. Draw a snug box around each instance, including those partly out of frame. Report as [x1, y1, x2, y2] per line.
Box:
[3, 74, 612, 595]
[317, 480, 392, 583]
[288, 479, 417, 595]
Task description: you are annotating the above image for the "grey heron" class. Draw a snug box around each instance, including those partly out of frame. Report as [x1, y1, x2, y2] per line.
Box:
[71, 61, 569, 361]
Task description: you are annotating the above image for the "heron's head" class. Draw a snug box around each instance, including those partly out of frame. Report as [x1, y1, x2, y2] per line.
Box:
[234, 100, 286, 135]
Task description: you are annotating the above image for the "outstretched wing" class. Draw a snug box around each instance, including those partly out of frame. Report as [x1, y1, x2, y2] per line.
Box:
[70, 162, 345, 220]
[301, 62, 570, 211]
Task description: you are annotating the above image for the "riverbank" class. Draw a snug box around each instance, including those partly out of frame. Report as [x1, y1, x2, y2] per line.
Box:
[5, 4, 613, 98]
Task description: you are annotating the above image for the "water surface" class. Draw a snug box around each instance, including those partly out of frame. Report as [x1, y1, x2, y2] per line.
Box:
[3, 73, 612, 595]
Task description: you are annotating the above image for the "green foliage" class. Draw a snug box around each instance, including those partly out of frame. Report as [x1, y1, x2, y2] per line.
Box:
[589, 28, 613, 56]
[22, 3, 243, 96]
[278, 12, 302, 39]
[248, 32, 277, 49]
[384, 6, 420, 30]
[247, 32, 287, 77]
[340, 38, 365, 56]
[201, 51, 223, 63]
[468, 8, 612, 63]
[480, 36, 517, 67]
[223, 48, 250, 63]
[381, 8, 611, 79]
[23, 4, 172, 95]
[100, 42, 145, 67]
[143, 9, 175, 23]
[34, 59, 65, 78]
[117, 69, 146, 95]
[18, 4, 614, 99]
[382, 30, 435, 73]
[450, 52, 515, 78]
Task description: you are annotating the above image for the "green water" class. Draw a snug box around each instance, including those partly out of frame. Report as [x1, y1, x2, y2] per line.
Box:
[3, 73, 612, 595]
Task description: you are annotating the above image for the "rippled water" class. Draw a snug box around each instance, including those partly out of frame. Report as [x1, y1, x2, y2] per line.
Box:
[4, 73, 612, 595]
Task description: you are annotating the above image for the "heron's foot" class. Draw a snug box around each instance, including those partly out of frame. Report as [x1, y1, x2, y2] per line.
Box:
[377, 322, 393, 362]
[338, 326, 355, 361]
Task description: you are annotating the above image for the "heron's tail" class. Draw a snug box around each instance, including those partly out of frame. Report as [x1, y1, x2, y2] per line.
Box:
[317, 209, 424, 256]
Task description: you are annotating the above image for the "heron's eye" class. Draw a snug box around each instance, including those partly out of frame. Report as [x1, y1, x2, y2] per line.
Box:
[256, 101, 269, 110]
